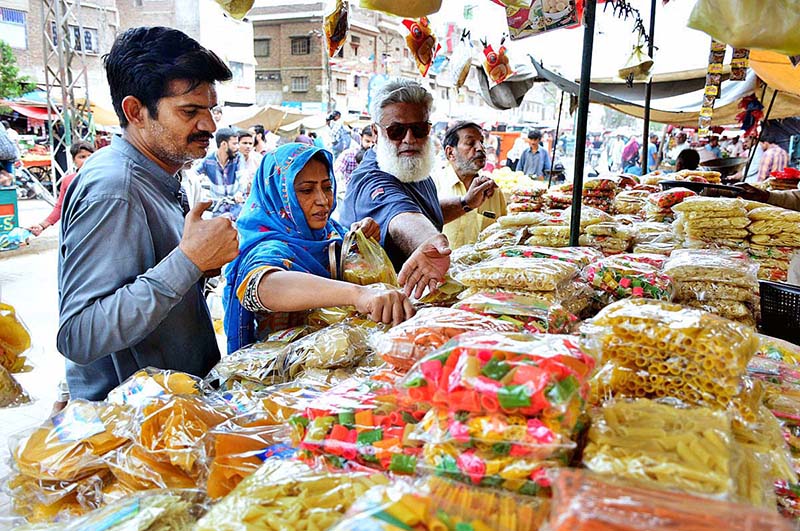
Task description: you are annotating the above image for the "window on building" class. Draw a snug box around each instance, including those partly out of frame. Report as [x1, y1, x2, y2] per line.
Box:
[351, 35, 361, 44]
[336, 79, 347, 95]
[256, 70, 282, 82]
[230, 61, 244, 84]
[353, 75, 361, 88]
[291, 36, 310, 55]
[337, 47, 344, 58]
[291, 76, 309, 92]
[49, 22, 99, 54]
[0, 8, 27, 49]
[254, 38, 271, 57]
[441, 89, 448, 100]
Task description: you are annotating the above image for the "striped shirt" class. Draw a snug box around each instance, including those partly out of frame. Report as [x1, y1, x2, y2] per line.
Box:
[758, 145, 789, 183]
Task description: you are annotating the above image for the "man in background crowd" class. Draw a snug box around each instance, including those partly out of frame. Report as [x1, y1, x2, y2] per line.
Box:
[196, 127, 247, 218]
[704, 135, 722, 159]
[668, 131, 689, 162]
[517, 129, 552, 178]
[334, 126, 375, 193]
[237, 128, 262, 186]
[757, 133, 790, 183]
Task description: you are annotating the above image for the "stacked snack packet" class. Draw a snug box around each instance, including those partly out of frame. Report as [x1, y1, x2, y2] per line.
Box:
[746, 205, 800, 282]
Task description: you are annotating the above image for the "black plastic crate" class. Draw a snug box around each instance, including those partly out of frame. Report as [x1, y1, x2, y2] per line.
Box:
[760, 281, 800, 344]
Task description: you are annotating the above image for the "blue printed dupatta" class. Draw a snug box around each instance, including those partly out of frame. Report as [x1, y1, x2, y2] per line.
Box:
[223, 143, 345, 353]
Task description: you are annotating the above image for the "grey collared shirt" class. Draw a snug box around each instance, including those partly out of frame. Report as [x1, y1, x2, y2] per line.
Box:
[58, 135, 220, 400]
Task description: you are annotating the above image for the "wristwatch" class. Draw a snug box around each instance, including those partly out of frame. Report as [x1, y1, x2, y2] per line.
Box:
[460, 197, 472, 212]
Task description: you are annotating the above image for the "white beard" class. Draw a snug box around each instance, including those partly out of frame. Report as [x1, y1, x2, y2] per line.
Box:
[375, 136, 435, 183]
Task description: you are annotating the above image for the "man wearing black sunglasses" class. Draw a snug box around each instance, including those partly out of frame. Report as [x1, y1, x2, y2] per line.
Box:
[340, 79, 494, 300]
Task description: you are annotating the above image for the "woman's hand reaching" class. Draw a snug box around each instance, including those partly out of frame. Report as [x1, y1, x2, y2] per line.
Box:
[354, 285, 415, 326]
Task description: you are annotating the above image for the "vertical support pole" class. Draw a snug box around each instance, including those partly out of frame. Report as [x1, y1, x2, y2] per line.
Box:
[641, 0, 657, 174]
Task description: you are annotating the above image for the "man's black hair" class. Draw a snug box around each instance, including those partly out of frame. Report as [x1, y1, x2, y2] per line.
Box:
[70, 141, 95, 158]
[361, 125, 375, 137]
[104, 26, 232, 128]
[252, 124, 266, 141]
[237, 129, 253, 140]
[443, 121, 483, 150]
[528, 129, 542, 141]
[676, 148, 700, 171]
[215, 127, 237, 146]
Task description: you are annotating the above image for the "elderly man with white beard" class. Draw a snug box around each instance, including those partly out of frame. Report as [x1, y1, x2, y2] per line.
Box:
[340, 79, 495, 298]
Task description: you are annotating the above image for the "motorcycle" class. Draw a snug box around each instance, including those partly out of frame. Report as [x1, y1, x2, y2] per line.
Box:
[14, 164, 56, 206]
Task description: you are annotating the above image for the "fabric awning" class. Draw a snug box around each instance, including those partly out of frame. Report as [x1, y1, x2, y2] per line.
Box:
[750, 51, 800, 98]
[233, 105, 311, 132]
[6, 103, 50, 121]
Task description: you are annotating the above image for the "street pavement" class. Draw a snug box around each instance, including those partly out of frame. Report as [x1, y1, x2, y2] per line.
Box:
[0, 198, 64, 522]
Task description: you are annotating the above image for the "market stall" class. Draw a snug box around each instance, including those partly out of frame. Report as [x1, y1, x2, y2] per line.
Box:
[3, 0, 800, 529]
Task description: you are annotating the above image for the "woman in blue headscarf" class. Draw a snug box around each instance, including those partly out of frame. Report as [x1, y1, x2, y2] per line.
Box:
[223, 143, 414, 353]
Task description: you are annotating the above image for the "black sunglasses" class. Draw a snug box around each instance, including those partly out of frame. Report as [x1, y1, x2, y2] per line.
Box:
[377, 121, 431, 142]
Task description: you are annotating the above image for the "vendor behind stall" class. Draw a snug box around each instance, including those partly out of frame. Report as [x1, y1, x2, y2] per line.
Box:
[223, 143, 414, 353]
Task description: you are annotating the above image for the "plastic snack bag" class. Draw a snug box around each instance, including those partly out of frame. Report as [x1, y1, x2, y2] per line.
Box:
[214, 0, 254, 19]
[549, 468, 795, 531]
[341, 229, 398, 286]
[0, 302, 31, 373]
[490, 245, 603, 268]
[582, 253, 672, 301]
[455, 256, 579, 292]
[324, 0, 349, 57]
[481, 38, 515, 87]
[107, 367, 208, 407]
[453, 291, 577, 334]
[374, 307, 517, 371]
[449, 29, 474, 90]
[359, 0, 442, 18]
[0, 364, 30, 407]
[403, 17, 441, 77]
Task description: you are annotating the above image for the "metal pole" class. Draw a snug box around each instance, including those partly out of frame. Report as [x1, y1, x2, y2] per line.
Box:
[569, 0, 597, 247]
[641, 0, 657, 175]
[744, 89, 778, 179]
[548, 91, 565, 188]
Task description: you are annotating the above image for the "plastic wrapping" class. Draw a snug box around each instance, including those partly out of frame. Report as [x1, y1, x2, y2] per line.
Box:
[107, 368, 208, 407]
[195, 458, 389, 531]
[644, 188, 696, 222]
[755, 333, 800, 365]
[12, 400, 131, 483]
[613, 190, 648, 215]
[400, 332, 595, 416]
[583, 253, 672, 301]
[0, 364, 30, 407]
[455, 256, 578, 292]
[475, 226, 526, 252]
[749, 205, 800, 223]
[549, 468, 795, 531]
[665, 249, 759, 289]
[503, 0, 579, 40]
[205, 415, 292, 499]
[583, 298, 758, 409]
[37, 489, 209, 531]
[403, 17, 440, 77]
[341, 229, 398, 286]
[584, 399, 740, 500]
[0, 301, 31, 373]
[330, 477, 549, 531]
[205, 341, 287, 390]
[358, 0, 441, 17]
[566, 205, 613, 230]
[490, 245, 603, 268]
[292, 378, 425, 473]
[457, 280, 593, 317]
[578, 234, 631, 255]
[524, 226, 570, 247]
[374, 307, 516, 371]
[323, 0, 348, 57]
[448, 30, 474, 89]
[453, 291, 577, 334]
[106, 442, 198, 492]
[415, 275, 466, 307]
[497, 211, 554, 228]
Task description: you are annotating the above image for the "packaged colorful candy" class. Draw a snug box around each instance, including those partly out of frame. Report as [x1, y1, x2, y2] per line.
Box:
[0, 301, 32, 373]
[582, 254, 672, 301]
[34, 488, 209, 531]
[455, 256, 579, 292]
[401, 332, 595, 417]
[403, 17, 440, 77]
[489, 245, 602, 268]
[453, 291, 576, 334]
[549, 468, 795, 531]
[648, 187, 697, 210]
[205, 414, 293, 499]
[107, 367, 208, 407]
[324, 0, 348, 57]
[341, 229, 398, 286]
[291, 378, 425, 473]
[755, 333, 800, 365]
[195, 458, 389, 531]
[12, 400, 132, 483]
[374, 307, 517, 371]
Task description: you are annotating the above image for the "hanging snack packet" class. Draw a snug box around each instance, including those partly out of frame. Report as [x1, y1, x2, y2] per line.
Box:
[341, 229, 398, 286]
[324, 0, 349, 58]
[215, 0, 254, 19]
[403, 17, 441, 77]
[360, 0, 442, 18]
[448, 30, 474, 90]
[482, 38, 515, 87]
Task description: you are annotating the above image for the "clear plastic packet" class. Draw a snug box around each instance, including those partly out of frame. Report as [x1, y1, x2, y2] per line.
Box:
[450, 243, 485, 272]
[126, 395, 230, 479]
[107, 367, 209, 407]
[489, 245, 603, 268]
[0, 301, 32, 373]
[524, 226, 571, 247]
[664, 249, 759, 288]
[403, 17, 440, 77]
[292, 378, 425, 473]
[195, 458, 389, 531]
[614, 190, 648, 215]
[673, 196, 748, 216]
[497, 211, 555, 228]
[400, 332, 595, 417]
[205, 415, 293, 499]
[633, 241, 677, 256]
[204, 341, 288, 390]
[0, 364, 30, 407]
[583, 222, 635, 239]
[415, 275, 466, 307]
[342, 229, 398, 287]
[584, 399, 740, 500]
[12, 400, 132, 483]
[578, 234, 630, 255]
[548, 468, 795, 531]
[674, 281, 758, 304]
[509, 202, 545, 213]
[751, 233, 800, 246]
[647, 187, 696, 210]
[755, 333, 800, 365]
[373, 307, 516, 371]
[452, 291, 576, 334]
[34, 488, 209, 531]
[582, 253, 672, 301]
[448, 29, 474, 90]
[634, 221, 673, 240]
[306, 305, 357, 327]
[214, 0, 254, 19]
[750, 205, 800, 223]
[475, 227, 526, 252]
[582, 299, 758, 409]
[455, 256, 579, 292]
[330, 477, 550, 531]
[324, 0, 349, 57]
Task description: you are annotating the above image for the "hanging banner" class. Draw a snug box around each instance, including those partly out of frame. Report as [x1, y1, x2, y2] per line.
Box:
[730, 48, 750, 81]
[699, 39, 726, 136]
[492, 0, 579, 40]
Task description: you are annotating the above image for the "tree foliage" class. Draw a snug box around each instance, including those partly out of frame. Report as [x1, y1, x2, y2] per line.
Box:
[0, 40, 36, 100]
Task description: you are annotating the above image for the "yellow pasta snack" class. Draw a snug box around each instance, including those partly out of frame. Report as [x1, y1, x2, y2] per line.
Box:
[455, 257, 578, 292]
